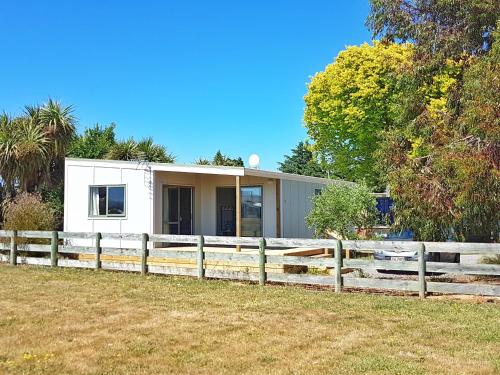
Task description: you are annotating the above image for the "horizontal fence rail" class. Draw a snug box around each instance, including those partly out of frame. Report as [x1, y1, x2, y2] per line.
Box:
[0, 230, 499, 297]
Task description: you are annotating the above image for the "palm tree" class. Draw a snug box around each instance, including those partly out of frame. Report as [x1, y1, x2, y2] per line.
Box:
[0, 113, 18, 195]
[194, 158, 211, 165]
[105, 138, 140, 161]
[0, 99, 76, 194]
[25, 99, 76, 188]
[0, 114, 49, 192]
[38, 99, 76, 157]
[137, 137, 175, 163]
[14, 118, 48, 191]
[105, 137, 175, 163]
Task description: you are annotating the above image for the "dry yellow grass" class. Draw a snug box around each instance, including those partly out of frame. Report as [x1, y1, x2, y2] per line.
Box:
[0, 264, 499, 374]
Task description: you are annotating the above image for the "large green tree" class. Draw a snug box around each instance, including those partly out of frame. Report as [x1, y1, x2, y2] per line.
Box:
[278, 141, 326, 177]
[68, 123, 116, 159]
[367, 0, 499, 62]
[304, 42, 412, 189]
[368, 1, 499, 242]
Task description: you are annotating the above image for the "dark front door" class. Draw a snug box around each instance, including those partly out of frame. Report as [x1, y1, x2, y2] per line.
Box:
[163, 186, 193, 235]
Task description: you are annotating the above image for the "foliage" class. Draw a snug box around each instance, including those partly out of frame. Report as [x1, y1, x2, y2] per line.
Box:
[39, 99, 77, 158]
[368, 2, 500, 242]
[194, 158, 211, 165]
[460, 28, 500, 143]
[303, 42, 412, 189]
[105, 138, 175, 163]
[40, 184, 64, 230]
[278, 141, 326, 177]
[69, 124, 175, 163]
[0, 99, 76, 193]
[306, 183, 377, 239]
[68, 123, 116, 159]
[367, 0, 499, 62]
[136, 137, 175, 163]
[195, 151, 244, 167]
[2, 192, 55, 231]
[212, 150, 244, 167]
[105, 138, 139, 161]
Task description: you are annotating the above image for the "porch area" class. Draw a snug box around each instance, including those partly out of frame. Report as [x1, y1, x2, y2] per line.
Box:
[152, 169, 282, 241]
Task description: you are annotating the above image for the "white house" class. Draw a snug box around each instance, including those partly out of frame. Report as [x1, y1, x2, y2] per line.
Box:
[64, 158, 345, 244]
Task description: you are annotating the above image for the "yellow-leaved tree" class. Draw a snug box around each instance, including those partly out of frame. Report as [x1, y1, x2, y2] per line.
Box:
[304, 42, 412, 190]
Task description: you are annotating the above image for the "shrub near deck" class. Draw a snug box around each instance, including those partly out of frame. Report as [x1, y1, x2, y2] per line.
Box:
[0, 265, 499, 375]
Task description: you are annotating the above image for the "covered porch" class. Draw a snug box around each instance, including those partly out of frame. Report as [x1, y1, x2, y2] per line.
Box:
[152, 168, 283, 246]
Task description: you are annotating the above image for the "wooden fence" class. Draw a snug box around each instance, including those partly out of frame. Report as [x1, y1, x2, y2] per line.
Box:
[0, 230, 499, 297]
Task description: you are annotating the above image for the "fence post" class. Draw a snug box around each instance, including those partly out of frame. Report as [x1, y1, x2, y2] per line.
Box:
[259, 238, 266, 286]
[418, 243, 426, 298]
[50, 231, 59, 267]
[141, 233, 149, 276]
[334, 240, 343, 293]
[197, 235, 205, 279]
[95, 232, 102, 270]
[10, 230, 17, 266]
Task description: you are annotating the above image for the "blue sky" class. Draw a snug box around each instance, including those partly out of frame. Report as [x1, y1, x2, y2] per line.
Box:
[1, 0, 372, 170]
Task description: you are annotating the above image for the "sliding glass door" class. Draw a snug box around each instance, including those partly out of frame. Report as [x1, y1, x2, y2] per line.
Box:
[163, 186, 193, 235]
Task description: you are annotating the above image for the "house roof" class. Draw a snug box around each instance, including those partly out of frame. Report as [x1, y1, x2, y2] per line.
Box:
[65, 157, 351, 185]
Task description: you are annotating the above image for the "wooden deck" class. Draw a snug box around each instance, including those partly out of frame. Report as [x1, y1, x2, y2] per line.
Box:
[79, 246, 329, 274]
[155, 245, 328, 256]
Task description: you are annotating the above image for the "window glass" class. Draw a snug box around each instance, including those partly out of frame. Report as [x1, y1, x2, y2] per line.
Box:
[90, 186, 107, 216]
[169, 223, 179, 235]
[241, 186, 262, 237]
[168, 188, 178, 222]
[107, 186, 125, 215]
[98, 187, 106, 214]
[89, 185, 126, 217]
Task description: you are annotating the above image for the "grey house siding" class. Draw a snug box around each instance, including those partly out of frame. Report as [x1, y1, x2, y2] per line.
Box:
[281, 179, 326, 238]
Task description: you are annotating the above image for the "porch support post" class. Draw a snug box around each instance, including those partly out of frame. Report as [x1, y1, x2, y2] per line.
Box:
[275, 179, 281, 238]
[236, 175, 241, 252]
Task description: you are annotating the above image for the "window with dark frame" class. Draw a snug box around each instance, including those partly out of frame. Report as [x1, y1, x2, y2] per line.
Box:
[89, 185, 126, 217]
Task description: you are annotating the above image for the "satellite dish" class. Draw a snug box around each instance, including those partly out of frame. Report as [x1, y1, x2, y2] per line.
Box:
[248, 154, 260, 169]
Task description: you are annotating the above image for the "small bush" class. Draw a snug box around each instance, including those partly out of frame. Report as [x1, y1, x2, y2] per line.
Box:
[40, 185, 64, 230]
[2, 193, 55, 231]
[306, 183, 377, 239]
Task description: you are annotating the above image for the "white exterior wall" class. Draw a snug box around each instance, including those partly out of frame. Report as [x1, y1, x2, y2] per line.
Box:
[64, 159, 153, 248]
[281, 179, 327, 238]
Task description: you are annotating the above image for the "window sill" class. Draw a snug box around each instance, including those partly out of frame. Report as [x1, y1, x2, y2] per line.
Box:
[88, 216, 127, 220]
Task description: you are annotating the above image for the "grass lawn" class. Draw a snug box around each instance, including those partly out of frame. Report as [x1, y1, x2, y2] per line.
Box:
[0, 265, 499, 374]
